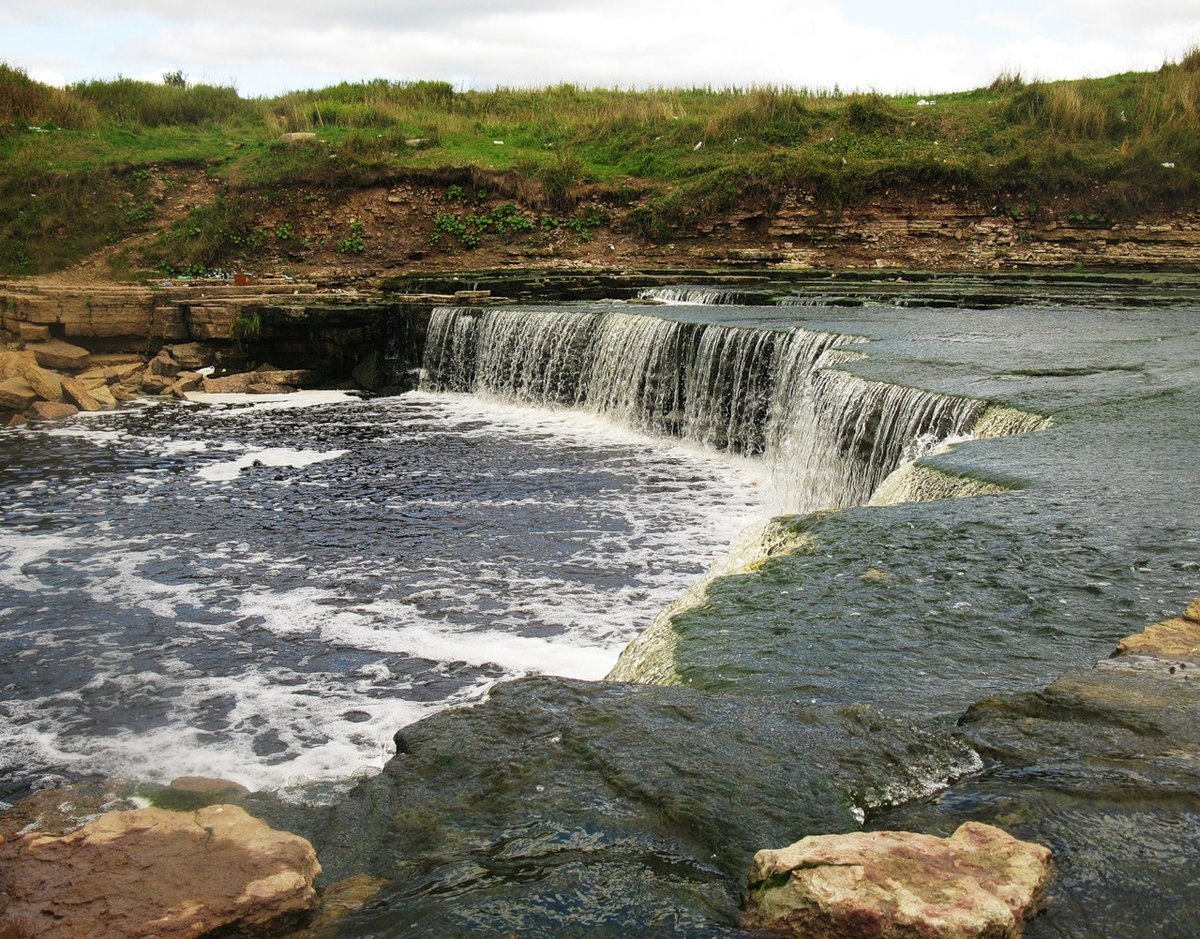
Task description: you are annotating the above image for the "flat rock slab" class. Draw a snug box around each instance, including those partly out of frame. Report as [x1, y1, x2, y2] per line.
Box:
[744, 821, 1052, 938]
[30, 339, 90, 371]
[28, 400, 78, 421]
[0, 804, 320, 938]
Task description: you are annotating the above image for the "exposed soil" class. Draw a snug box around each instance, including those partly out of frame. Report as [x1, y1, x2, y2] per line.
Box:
[15, 167, 1200, 292]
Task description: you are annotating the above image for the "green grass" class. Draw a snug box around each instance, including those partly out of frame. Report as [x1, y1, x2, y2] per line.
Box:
[1, 51, 1198, 273]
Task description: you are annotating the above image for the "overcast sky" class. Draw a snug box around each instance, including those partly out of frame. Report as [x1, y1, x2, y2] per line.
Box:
[3, 1, 1197, 96]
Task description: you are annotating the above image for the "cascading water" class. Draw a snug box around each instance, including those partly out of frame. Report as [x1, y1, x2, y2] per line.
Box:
[636, 286, 747, 305]
[421, 306, 986, 513]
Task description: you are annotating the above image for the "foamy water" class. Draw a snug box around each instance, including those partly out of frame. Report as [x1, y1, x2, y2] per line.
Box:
[0, 392, 766, 800]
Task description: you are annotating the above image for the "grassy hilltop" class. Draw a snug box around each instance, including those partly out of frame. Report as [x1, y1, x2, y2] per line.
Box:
[1, 51, 1198, 276]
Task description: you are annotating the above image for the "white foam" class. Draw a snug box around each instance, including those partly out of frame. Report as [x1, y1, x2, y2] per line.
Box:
[185, 390, 359, 412]
[197, 447, 349, 481]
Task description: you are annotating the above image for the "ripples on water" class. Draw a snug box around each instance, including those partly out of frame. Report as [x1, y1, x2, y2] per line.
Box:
[0, 391, 766, 801]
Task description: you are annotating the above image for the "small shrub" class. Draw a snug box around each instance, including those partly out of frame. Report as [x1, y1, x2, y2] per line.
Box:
[336, 218, 366, 254]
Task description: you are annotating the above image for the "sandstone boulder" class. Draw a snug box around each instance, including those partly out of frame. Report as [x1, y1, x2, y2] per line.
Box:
[1185, 599, 1200, 624]
[28, 401, 79, 421]
[0, 804, 320, 939]
[0, 351, 27, 380]
[165, 373, 203, 397]
[247, 382, 296, 394]
[743, 822, 1053, 938]
[90, 353, 145, 369]
[17, 363, 63, 401]
[256, 367, 314, 387]
[89, 384, 118, 409]
[146, 350, 181, 378]
[164, 342, 216, 371]
[30, 339, 90, 371]
[111, 384, 142, 402]
[141, 374, 174, 393]
[0, 377, 38, 411]
[76, 370, 112, 390]
[61, 376, 101, 412]
[4, 412, 28, 427]
[17, 323, 51, 343]
[279, 131, 319, 143]
[201, 372, 255, 394]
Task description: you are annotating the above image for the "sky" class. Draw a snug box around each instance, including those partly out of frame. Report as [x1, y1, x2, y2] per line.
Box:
[2, 0, 1197, 96]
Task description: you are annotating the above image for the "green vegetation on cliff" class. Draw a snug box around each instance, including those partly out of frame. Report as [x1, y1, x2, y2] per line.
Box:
[1, 51, 1198, 273]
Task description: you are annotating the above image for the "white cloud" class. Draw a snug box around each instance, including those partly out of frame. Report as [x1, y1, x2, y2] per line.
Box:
[3, 0, 1197, 95]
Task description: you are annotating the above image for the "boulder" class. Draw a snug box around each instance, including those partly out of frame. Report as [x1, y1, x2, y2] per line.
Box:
[201, 372, 254, 394]
[30, 339, 90, 372]
[76, 371, 111, 390]
[279, 132, 319, 143]
[28, 401, 78, 421]
[352, 350, 384, 390]
[0, 804, 321, 939]
[256, 367, 314, 387]
[0, 350, 27, 380]
[165, 374, 203, 397]
[4, 412, 28, 427]
[202, 369, 313, 394]
[247, 382, 296, 394]
[60, 376, 101, 412]
[141, 374, 174, 393]
[743, 821, 1053, 938]
[17, 323, 51, 343]
[0, 377, 38, 411]
[108, 361, 146, 382]
[164, 342, 216, 371]
[146, 351, 181, 378]
[1185, 598, 1200, 624]
[111, 384, 142, 402]
[89, 354, 144, 369]
[17, 363, 63, 401]
[89, 384, 118, 409]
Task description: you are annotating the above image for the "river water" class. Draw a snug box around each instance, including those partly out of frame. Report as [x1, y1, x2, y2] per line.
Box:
[0, 390, 765, 802]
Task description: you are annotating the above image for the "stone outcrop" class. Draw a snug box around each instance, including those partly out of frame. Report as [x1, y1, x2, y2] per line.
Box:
[0, 804, 320, 938]
[743, 821, 1053, 938]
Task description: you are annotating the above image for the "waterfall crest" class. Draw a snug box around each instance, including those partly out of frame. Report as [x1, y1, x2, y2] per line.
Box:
[420, 306, 1036, 513]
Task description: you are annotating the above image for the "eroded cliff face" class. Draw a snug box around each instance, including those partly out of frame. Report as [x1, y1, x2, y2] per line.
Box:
[7, 169, 1199, 292]
[687, 189, 1200, 270]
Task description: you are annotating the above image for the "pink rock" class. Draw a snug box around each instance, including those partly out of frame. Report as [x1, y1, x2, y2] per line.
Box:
[744, 821, 1053, 938]
[0, 804, 321, 938]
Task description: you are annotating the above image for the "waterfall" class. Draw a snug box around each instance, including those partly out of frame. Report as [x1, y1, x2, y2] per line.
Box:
[637, 286, 747, 305]
[420, 306, 1014, 513]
